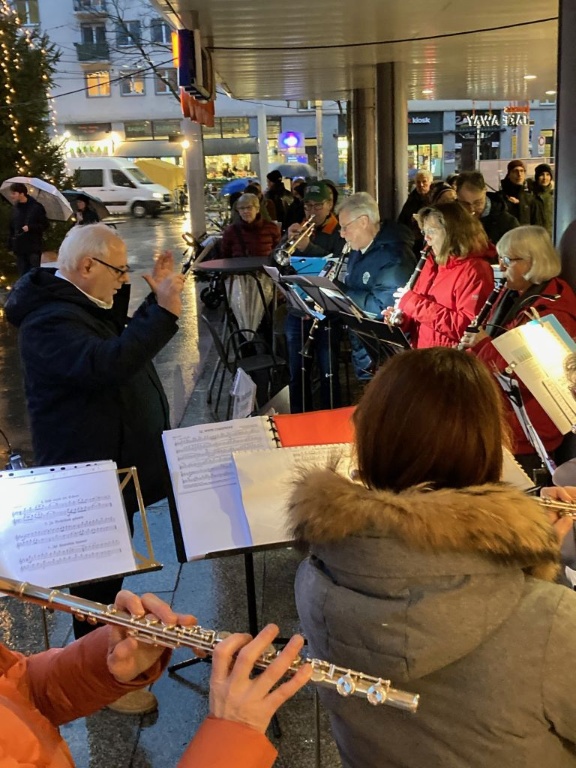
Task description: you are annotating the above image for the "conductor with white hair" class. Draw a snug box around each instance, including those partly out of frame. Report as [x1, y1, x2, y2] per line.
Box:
[337, 192, 415, 378]
[5, 224, 185, 713]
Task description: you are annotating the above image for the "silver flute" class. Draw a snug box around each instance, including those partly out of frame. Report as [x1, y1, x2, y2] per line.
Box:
[0, 576, 419, 712]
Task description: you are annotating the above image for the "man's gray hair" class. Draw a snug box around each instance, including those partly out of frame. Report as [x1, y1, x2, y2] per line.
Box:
[57, 223, 126, 271]
[496, 225, 561, 284]
[336, 192, 380, 226]
[415, 169, 433, 182]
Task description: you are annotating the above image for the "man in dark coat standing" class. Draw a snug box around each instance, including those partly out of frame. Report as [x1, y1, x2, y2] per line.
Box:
[8, 182, 48, 275]
[4, 223, 185, 714]
[456, 171, 519, 248]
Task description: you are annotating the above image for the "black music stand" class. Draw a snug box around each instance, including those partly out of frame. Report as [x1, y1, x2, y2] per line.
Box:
[281, 274, 411, 367]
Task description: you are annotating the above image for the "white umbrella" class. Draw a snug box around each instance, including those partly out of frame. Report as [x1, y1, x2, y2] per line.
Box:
[0, 176, 73, 221]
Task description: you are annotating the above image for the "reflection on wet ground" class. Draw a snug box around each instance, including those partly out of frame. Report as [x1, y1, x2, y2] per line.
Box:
[0, 213, 342, 767]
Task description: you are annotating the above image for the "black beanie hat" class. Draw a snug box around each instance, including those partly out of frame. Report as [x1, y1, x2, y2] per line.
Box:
[267, 169, 282, 183]
[534, 163, 553, 180]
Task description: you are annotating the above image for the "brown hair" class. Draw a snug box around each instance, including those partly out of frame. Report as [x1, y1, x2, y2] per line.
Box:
[353, 348, 505, 491]
[417, 202, 489, 265]
[10, 182, 28, 196]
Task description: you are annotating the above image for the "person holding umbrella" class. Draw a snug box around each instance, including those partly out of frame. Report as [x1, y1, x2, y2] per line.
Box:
[75, 193, 100, 225]
[7, 182, 48, 276]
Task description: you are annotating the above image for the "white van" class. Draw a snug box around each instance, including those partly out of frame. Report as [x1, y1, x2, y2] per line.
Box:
[65, 157, 173, 218]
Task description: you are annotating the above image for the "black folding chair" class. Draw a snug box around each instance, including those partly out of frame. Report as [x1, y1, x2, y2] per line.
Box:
[201, 315, 287, 419]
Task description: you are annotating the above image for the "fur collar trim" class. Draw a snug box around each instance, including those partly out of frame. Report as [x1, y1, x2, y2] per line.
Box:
[288, 470, 560, 581]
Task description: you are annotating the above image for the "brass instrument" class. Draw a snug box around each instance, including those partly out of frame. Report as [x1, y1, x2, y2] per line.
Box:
[273, 216, 316, 268]
[387, 245, 431, 325]
[456, 279, 506, 350]
[0, 576, 420, 712]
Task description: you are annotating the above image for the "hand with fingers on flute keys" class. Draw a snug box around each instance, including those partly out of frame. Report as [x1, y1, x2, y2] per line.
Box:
[0, 588, 310, 768]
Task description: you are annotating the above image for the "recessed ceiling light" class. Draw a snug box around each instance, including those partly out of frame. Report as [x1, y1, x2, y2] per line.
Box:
[545, 90, 557, 95]
[422, 89, 433, 95]
[524, 75, 537, 80]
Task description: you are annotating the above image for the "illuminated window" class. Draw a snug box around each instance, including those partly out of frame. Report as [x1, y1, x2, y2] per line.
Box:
[120, 70, 146, 96]
[85, 70, 111, 98]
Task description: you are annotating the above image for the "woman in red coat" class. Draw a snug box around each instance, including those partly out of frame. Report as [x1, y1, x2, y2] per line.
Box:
[461, 225, 576, 472]
[220, 193, 281, 259]
[386, 202, 496, 348]
[0, 589, 310, 767]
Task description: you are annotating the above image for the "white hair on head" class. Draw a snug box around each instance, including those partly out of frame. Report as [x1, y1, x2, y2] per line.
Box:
[57, 223, 126, 271]
[336, 191, 380, 226]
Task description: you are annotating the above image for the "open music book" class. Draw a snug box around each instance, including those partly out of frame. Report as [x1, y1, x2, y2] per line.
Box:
[0, 461, 137, 588]
[162, 408, 355, 561]
[492, 314, 576, 434]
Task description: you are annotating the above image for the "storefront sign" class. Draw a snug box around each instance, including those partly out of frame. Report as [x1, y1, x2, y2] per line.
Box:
[456, 110, 528, 129]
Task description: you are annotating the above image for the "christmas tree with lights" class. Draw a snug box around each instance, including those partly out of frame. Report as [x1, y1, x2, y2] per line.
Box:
[0, 0, 69, 283]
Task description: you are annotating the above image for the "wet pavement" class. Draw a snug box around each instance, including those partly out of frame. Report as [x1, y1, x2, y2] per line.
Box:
[0, 213, 342, 768]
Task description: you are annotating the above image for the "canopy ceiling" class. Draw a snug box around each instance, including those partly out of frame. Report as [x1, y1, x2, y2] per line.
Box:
[152, 0, 558, 103]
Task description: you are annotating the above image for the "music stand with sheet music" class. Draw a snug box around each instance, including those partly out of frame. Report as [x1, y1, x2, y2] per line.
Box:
[0, 462, 161, 649]
[280, 273, 411, 367]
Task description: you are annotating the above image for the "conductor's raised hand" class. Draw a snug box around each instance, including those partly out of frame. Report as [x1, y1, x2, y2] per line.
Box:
[154, 272, 186, 317]
[142, 250, 176, 293]
[209, 624, 312, 733]
[106, 590, 197, 683]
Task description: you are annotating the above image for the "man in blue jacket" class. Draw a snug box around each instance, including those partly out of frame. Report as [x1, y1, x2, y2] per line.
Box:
[337, 192, 415, 378]
[4, 223, 185, 714]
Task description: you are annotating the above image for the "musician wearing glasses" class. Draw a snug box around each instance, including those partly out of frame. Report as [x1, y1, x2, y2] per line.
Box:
[290, 347, 576, 768]
[0, 588, 310, 767]
[383, 202, 495, 348]
[4, 223, 185, 713]
[336, 192, 415, 379]
[460, 225, 576, 472]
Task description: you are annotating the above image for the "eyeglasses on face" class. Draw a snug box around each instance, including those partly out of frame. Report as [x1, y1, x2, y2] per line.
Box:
[91, 257, 133, 276]
[421, 227, 440, 236]
[303, 202, 327, 211]
[340, 215, 366, 233]
[499, 255, 525, 267]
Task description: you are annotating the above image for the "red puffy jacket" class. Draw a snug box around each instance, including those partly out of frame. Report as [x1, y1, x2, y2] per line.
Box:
[398, 251, 495, 348]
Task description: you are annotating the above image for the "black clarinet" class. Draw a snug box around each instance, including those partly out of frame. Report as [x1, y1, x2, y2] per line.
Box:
[456, 278, 506, 349]
[388, 245, 432, 324]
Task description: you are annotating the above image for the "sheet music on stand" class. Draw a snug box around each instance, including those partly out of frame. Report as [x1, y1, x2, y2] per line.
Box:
[492, 315, 576, 435]
[263, 265, 325, 321]
[0, 461, 160, 589]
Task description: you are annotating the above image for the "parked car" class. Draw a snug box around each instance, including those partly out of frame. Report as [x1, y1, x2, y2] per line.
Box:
[65, 157, 173, 218]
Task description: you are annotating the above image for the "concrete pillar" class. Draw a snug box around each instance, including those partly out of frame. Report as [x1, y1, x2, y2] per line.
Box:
[350, 87, 376, 197]
[182, 119, 206, 238]
[257, 106, 268, 183]
[375, 62, 408, 221]
[556, 0, 576, 289]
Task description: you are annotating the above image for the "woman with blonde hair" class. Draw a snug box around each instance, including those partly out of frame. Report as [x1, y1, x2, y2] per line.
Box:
[291, 347, 576, 768]
[462, 225, 576, 468]
[384, 202, 496, 347]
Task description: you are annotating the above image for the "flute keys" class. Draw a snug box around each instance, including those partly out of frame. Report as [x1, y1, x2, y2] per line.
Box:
[367, 681, 388, 706]
[336, 672, 356, 697]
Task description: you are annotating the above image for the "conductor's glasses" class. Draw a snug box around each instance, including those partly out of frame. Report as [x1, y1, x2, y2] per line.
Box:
[91, 257, 133, 276]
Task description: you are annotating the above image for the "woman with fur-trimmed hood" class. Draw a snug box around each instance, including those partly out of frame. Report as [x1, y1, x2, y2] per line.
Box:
[289, 347, 576, 768]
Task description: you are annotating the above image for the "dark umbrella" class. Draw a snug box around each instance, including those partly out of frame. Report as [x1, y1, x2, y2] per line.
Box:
[269, 163, 317, 179]
[62, 189, 110, 220]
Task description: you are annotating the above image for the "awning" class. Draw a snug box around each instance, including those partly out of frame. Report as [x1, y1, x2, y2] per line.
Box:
[115, 137, 259, 159]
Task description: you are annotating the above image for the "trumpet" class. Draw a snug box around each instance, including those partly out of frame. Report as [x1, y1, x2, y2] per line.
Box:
[387, 245, 431, 325]
[456, 279, 506, 350]
[0, 576, 420, 712]
[273, 216, 316, 268]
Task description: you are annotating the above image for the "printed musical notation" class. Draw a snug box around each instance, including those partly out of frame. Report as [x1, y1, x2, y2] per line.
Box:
[0, 461, 136, 588]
